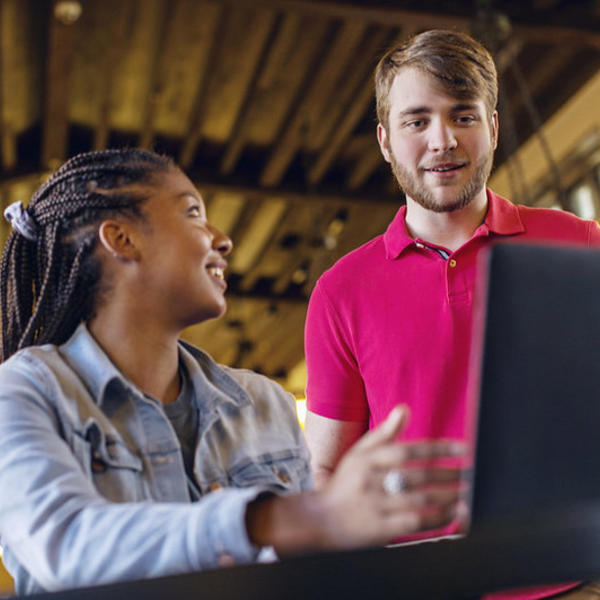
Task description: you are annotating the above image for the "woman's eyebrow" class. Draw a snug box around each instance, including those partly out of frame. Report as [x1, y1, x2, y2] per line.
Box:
[175, 192, 202, 203]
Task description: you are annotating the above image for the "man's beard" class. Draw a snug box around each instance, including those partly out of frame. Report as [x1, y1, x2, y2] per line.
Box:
[389, 150, 494, 213]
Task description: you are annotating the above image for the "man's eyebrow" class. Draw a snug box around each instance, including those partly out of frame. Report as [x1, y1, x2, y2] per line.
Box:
[451, 103, 478, 112]
[397, 106, 431, 119]
[397, 103, 480, 119]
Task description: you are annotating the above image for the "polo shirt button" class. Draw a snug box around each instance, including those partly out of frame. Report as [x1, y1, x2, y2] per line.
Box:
[449, 259, 457, 268]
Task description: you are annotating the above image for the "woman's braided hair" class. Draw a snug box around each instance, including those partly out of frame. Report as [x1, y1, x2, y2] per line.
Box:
[0, 148, 175, 361]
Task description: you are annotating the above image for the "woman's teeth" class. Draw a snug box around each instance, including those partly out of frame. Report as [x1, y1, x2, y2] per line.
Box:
[207, 267, 224, 279]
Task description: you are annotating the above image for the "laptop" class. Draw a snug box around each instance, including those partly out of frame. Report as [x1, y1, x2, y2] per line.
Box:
[468, 241, 600, 533]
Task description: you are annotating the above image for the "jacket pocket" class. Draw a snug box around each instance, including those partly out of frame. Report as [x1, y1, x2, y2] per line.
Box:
[72, 421, 145, 502]
[227, 448, 309, 495]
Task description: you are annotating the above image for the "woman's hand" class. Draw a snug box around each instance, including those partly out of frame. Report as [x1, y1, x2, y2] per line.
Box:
[246, 405, 466, 555]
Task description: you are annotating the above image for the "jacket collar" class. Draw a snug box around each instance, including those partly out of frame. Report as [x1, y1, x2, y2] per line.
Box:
[60, 323, 251, 411]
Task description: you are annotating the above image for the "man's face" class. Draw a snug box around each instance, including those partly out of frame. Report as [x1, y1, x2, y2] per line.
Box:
[377, 67, 498, 213]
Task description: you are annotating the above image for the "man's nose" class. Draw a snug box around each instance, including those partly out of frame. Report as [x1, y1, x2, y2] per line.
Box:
[427, 121, 458, 153]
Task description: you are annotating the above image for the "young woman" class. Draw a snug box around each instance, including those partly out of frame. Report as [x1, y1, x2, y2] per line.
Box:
[0, 149, 463, 595]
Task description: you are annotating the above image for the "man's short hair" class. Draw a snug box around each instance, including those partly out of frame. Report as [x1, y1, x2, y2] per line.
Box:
[375, 29, 498, 131]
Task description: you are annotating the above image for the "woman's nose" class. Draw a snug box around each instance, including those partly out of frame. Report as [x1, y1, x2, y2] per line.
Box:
[210, 225, 233, 256]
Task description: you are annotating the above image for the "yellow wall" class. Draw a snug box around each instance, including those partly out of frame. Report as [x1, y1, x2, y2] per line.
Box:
[0, 557, 13, 597]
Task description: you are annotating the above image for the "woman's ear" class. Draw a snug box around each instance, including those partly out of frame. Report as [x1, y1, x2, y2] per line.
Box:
[98, 220, 141, 262]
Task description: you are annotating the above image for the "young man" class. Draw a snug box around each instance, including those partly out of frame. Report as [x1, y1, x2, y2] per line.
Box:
[304, 30, 600, 599]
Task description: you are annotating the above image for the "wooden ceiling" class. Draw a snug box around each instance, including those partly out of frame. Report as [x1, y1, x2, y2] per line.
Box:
[1, 0, 600, 392]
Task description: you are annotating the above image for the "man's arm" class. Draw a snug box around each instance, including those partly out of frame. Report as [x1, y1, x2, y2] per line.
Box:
[305, 411, 368, 489]
[304, 280, 370, 486]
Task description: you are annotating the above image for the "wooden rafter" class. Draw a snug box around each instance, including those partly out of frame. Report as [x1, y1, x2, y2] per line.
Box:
[259, 19, 368, 187]
[219, 13, 282, 175]
[178, 5, 228, 168]
[93, 0, 134, 150]
[271, 203, 340, 294]
[42, 0, 81, 169]
[308, 26, 392, 186]
[0, 0, 17, 171]
[226, 0, 600, 50]
[238, 223, 289, 291]
[138, 0, 178, 150]
[347, 146, 384, 190]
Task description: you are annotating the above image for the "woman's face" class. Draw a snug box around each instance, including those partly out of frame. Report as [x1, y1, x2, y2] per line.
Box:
[129, 168, 233, 329]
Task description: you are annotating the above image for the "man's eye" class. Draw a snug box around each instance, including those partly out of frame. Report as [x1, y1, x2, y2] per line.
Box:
[407, 120, 425, 129]
[457, 115, 475, 124]
[187, 206, 201, 216]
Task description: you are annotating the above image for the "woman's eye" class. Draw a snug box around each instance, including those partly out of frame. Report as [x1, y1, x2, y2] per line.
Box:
[187, 205, 201, 217]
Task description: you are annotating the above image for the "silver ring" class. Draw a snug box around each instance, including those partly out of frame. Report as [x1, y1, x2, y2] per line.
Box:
[382, 469, 407, 495]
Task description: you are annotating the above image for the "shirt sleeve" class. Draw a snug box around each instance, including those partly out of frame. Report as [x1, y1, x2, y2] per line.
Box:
[304, 280, 369, 422]
[587, 219, 600, 246]
[0, 360, 264, 592]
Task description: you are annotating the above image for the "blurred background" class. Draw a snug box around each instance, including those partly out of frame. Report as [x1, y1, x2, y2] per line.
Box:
[2, 0, 600, 592]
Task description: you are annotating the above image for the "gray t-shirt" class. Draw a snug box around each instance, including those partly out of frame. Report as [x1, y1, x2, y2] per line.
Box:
[163, 364, 199, 496]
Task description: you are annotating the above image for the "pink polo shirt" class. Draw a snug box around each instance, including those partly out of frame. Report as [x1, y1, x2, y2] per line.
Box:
[305, 190, 600, 599]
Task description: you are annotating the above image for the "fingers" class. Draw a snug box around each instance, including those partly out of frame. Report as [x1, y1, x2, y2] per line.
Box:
[394, 466, 463, 488]
[354, 405, 409, 451]
[402, 439, 466, 461]
[378, 484, 463, 512]
[352, 406, 465, 463]
[351, 440, 465, 476]
[374, 498, 461, 538]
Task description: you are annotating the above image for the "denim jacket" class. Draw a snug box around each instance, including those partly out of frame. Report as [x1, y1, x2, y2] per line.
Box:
[0, 324, 312, 595]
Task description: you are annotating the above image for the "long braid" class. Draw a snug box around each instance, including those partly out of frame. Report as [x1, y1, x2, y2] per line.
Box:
[0, 148, 174, 361]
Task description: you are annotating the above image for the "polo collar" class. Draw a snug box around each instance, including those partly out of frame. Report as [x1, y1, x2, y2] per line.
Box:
[383, 189, 525, 259]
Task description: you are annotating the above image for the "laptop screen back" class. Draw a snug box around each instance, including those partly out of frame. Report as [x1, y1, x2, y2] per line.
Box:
[470, 242, 600, 529]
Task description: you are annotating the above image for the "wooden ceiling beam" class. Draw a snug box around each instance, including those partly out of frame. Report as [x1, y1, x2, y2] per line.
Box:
[238, 204, 292, 291]
[510, 23, 600, 51]
[0, 0, 16, 171]
[138, 0, 179, 150]
[308, 26, 392, 186]
[93, 0, 134, 151]
[504, 45, 579, 120]
[42, 0, 81, 169]
[259, 19, 333, 187]
[194, 177, 400, 206]
[226, 0, 600, 50]
[223, 288, 308, 304]
[347, 146, 385, 191]
[0, 164, 401, 206]
[179, 6, 228, 169]
[259, 19, 368, 187]
[494, 38, 524, 74]
[271, 204, 340, 295]
[220, 13, 281, 176]
[226, 0, 469, 30]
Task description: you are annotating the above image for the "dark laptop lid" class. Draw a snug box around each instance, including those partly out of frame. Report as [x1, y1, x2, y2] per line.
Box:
[469, 242, 600, 530]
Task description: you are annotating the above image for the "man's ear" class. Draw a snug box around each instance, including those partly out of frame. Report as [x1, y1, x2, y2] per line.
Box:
[491, 110, 499, 150]
[377, 123, 392, 163]
[98, 220, 140, 262]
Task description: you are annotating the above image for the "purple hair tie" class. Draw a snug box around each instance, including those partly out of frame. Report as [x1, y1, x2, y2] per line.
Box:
[4, 201, 38, 241]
